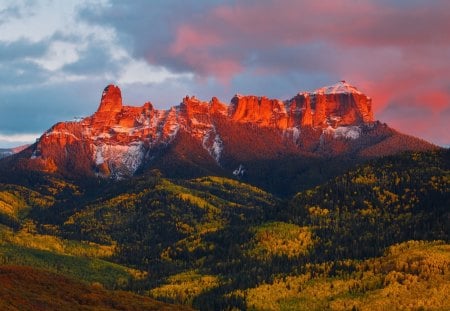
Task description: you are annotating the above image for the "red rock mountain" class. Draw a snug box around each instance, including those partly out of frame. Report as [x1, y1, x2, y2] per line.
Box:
[11, 81, 436, 180]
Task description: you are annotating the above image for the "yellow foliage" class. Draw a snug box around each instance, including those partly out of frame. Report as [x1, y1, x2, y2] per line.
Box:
[178, 193, 219, 213]
[308, 206, 330, 217]
[377, 189, 399, 204]
[0, 191, 27, 218]
[47, 177, 81, 195]
[0, 225, 116, 258]
[428, 175, 450, 192]
[247, 222, 315, 260]
[241, 241, 450, 310]
[0, 185, 54, 220]
[150, 270, 219, 306]
[353, 174, 378, 185]
[194, 176, 267, 195]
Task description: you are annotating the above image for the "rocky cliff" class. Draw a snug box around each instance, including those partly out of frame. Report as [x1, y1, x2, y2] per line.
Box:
[16, 81, 434, 179]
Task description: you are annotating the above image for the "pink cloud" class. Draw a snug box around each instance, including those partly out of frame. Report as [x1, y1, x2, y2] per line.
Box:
[169, 25, 242, 80]
[169, 1, 450, 79]
[416, 91, 450, 112]
[381, 108, 450, 146]
[164, 0, 450, 144]
[170, 25, 224, 55]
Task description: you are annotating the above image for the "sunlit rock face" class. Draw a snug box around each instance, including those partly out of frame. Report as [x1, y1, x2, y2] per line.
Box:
[24, 81, 429, 179]
[288, 81, 373, 128]
[230, 81, 373, 130]
[97, 85, 123, 113]
[230, 95, 289, 129]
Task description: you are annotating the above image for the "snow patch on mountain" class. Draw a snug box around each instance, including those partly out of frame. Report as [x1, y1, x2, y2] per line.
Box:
[283, 127, 301, 144]
[314, 81, 362, 95]
[210, 135, 223, 162]
[292, 127, 301, 143]
[95, 148, 104, 165]
[324, 126, 361, 140]
[233, 164, 245, 178]
[166, 124, 180, 140]
[45, 131, 80, 140]
[93, 142, 145, 178]
[202, 126, 223, 163]
[122, 143, 146, 173]
[111, 126, 134, 134]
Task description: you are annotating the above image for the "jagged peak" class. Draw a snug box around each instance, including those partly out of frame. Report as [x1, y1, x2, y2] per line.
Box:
[209, 97, 228, 115]
[182, 95, 207, 106]
[97, 84, 122, 113]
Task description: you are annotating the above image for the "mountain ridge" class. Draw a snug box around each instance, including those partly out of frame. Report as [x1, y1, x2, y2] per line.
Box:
[0, 145, 29, 159]
[1, 81, 437, 194]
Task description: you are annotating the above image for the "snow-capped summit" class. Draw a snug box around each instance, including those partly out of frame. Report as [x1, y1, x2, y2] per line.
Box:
[313, 80, 363, 95]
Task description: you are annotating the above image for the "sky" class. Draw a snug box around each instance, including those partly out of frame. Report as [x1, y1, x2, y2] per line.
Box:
[0, 0, 449, 148]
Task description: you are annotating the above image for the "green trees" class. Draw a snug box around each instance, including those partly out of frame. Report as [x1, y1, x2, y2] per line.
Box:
[288, 150, 449, 260]
[0, 150, 448, 310]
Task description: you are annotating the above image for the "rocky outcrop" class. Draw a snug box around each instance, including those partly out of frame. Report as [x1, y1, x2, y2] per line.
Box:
[229, 81, 373, 130]
[97, 85, 122, 113]
[230, 95, 288, 129]
[287, 81, 373, 128]
[21, 81, 426, 179]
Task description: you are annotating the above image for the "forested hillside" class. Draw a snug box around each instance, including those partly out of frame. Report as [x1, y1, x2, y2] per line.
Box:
[0, 149, 448, 310]
[0, 265, 191, 311]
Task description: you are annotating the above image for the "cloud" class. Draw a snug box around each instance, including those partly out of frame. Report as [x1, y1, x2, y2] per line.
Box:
[0, 133, 40, 148]
[380, 102, 450, 146]
[62, 44, 119, 76]
[0, 39, 48, 61]
[118, 59, 193, 85]
[33, 41, 81, 71]
[108, 0, 448, 146]
[0, 59, 50, 88]
[0, 0, 449, 147]
[0, 2, 32, 26]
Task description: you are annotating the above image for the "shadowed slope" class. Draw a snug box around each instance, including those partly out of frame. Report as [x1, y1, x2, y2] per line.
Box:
[0, 265, 192, 311]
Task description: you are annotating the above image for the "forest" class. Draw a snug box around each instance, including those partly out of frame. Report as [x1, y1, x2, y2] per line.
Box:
[0, 149, 448, 310]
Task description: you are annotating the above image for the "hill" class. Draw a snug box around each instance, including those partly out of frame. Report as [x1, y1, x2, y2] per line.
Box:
[0, 265, 192, 311]
[0, 149, 447, 309]
[237, 240, 450, 310]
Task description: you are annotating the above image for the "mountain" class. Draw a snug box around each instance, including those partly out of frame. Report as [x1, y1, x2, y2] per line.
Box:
[0, 82, 447, 310]
[0, 149, 12, 159]
[0, 145, 29, 159]
[1, 81, 437, 196]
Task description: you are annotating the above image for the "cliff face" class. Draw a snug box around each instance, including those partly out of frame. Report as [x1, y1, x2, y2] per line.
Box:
[97, 85, 123, 113]
[230, 95, 288, 129]
[229, 81, 373, 130]
[287, 91, 373, 128]
[20, 81, 432, 179]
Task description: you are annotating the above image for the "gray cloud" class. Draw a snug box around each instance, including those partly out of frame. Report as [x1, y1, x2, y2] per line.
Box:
[0, 60, 49, 87]
[0, 0, 448, 147]
[0, 4, 23, 25]
[62, 44, 120, 76]
[0, 39, 48, 61]
[78, 0, 237, 73]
